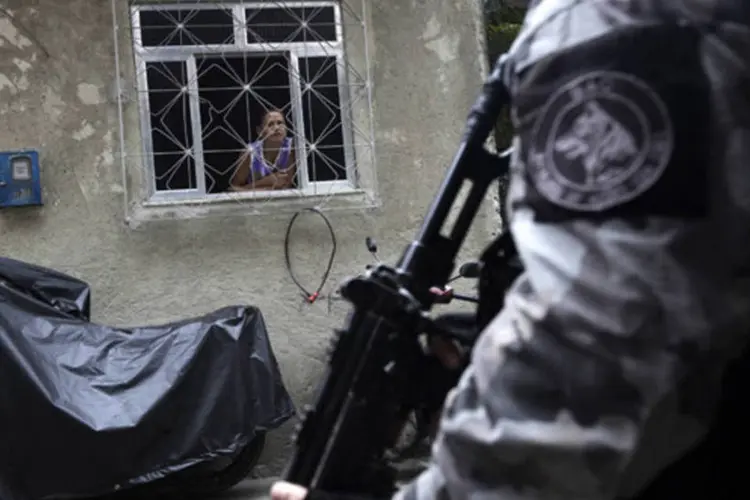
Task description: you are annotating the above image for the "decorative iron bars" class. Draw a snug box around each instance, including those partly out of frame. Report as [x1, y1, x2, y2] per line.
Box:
[116, 0, 376, 212]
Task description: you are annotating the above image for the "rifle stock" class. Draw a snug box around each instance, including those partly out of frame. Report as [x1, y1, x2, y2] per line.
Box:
[282, 55, 513, 496]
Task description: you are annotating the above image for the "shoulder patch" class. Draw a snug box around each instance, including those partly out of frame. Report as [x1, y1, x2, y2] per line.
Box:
[511, 24, 712, 222]
[528, 71, 673, 212]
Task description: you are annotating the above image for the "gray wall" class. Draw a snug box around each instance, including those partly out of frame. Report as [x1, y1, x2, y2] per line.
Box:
[0, 0, 492, 474]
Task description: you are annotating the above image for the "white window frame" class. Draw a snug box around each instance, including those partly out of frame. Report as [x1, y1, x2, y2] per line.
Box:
[129, 1, 358, 204]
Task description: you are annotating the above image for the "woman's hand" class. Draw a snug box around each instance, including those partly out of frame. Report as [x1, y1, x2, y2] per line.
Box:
[271, 481, 309, 500]
[275, 172, 292, 189]
[274, 170, 295, 189]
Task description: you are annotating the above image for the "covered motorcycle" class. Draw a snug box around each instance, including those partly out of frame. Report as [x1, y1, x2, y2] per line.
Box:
[0, 257, 296, 500]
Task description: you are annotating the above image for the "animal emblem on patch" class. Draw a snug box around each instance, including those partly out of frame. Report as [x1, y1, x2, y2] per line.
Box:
[553, 101, 638, 186]
[527, 71, 674, 211]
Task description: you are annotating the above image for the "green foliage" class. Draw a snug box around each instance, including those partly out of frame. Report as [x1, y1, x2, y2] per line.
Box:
[484, 0, 527, 23]
[483, 3, 524, 223]
[487, 23, 522, 60]
[486, 21, 521, 150]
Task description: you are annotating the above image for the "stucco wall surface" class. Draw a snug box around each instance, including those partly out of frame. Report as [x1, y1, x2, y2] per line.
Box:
[0, 0, 492, 474]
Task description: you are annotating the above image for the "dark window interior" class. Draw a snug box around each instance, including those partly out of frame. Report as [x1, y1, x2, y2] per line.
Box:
[246, 6, 337, 43]
[299, 56, 347, 182]
[140, 6, 349, 193]
[139, 9, 235, 47]
[196, 53, 293, 193]
[145, 61, 196, 191]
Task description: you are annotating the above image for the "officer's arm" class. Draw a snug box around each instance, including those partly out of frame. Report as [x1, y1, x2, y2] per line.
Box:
[395, 2, 750, 499]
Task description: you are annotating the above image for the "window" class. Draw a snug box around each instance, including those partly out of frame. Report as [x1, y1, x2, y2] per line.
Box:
[130, 1, 359, 202]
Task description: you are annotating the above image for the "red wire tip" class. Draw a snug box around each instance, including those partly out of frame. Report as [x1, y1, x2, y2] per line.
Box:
[308, 292, 320, 303]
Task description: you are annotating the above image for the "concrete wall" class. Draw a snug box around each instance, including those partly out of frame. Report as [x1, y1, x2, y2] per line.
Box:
[0, 0, 492, 475]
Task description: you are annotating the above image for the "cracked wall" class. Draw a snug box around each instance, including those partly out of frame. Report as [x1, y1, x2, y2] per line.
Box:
[0, 0, 492, 476]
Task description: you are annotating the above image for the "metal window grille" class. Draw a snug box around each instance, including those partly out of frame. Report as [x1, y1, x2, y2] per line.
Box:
[125, 1, 374, 205]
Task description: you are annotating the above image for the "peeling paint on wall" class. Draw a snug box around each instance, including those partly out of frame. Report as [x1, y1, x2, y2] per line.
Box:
[0, 74, 14, 94]
[97, 131, 115, 169]
[380, 128, 409, 145]
[41, 88, 65, 121]
[420, 14, 460, 87]
[0, 17, 32, 49]
[73, 121, 96, 141]
[0, 57, 32, 97]
[77, 83, 104, 106]
[421, 15, 460, 63]
[13, 58, 31, 72]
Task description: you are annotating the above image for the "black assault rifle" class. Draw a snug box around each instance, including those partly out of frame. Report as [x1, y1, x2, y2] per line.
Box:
[282, 55, 514, 496]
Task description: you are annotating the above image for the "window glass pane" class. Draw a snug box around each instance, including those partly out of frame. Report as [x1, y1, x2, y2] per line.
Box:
[139, 9, 235, 47]
[152, 153, 197, 191]
[195, 54, 294, 193]
[246, 6, 337, 43]
[299, 56, 346, 182]
[145, 61, 197, 191]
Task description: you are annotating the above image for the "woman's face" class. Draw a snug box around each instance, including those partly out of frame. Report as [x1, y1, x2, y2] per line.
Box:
[260, 111, 287, 141]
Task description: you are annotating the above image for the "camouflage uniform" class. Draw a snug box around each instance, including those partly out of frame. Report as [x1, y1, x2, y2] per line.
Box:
[395, 0, 750, 499]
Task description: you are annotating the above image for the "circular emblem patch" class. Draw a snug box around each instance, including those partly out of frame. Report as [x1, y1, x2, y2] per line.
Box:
[528, 71, 674, 211]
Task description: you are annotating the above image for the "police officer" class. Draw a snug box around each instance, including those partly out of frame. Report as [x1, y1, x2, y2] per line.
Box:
[268, 0, 750, 498]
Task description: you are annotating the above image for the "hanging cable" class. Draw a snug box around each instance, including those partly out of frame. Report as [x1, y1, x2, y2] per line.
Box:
[284, 207, 337, 304]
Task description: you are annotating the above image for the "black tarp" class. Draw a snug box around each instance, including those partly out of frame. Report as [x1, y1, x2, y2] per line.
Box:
[0, 257, 296, 500]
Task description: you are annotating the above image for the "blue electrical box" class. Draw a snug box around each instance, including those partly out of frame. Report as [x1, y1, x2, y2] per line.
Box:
[0, 150, 42, 208]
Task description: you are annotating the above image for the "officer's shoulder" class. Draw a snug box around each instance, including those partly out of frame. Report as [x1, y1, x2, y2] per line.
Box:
[509, 0, 742, 73]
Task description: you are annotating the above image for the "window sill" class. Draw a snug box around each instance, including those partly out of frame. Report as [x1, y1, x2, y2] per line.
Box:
[126, 185, 380, 227]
